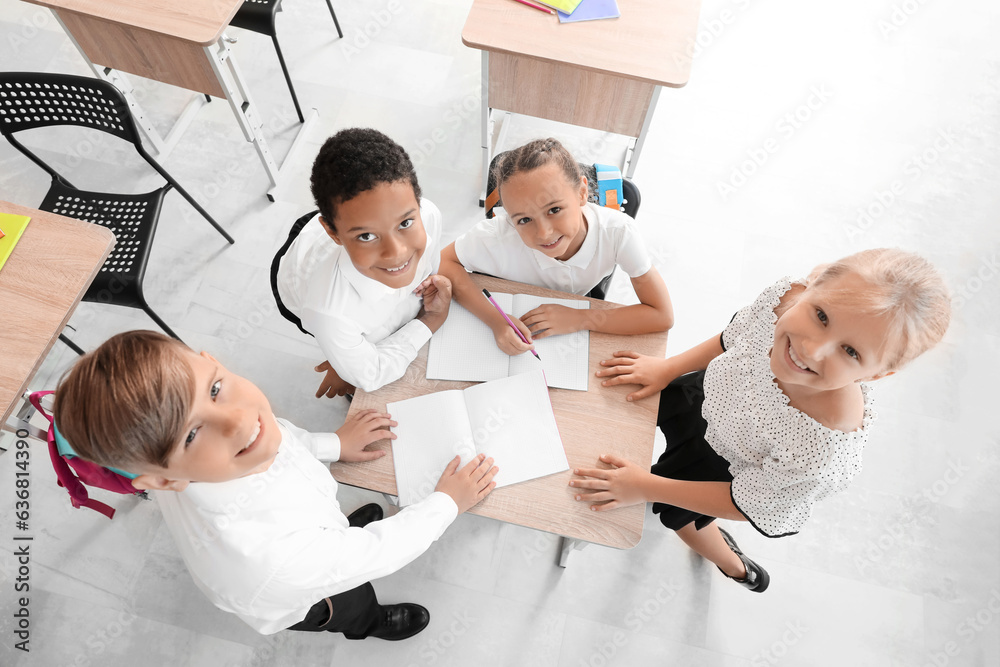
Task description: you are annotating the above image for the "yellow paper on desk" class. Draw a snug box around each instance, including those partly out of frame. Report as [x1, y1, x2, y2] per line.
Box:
[537, 0, 584, 14]
[0, 213, 31, 272]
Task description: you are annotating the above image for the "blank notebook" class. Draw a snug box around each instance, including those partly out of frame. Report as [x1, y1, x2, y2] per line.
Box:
[389, 369, 568, 507]
[426, 292, 591, 391]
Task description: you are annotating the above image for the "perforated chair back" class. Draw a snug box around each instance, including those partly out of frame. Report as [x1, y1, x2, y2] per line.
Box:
[0, 73, 142, 145]
[41, 180, 165, 310]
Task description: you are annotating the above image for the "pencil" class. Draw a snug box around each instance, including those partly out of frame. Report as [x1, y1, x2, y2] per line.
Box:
[482, 288, 542, 361]
[510, 0, 555, 15]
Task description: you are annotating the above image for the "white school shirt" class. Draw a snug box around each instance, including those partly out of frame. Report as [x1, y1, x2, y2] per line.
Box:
[155, 418, 458, 635]
[703, 277, 876, 537]
[275, 199, 443, 392]
[453, 203, 652, 295]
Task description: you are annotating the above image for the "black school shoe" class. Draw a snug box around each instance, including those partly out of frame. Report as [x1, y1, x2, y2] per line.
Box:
[717, 528, 770, 592]
[370, 604, 430, 641]
[347, 503, 384, 528]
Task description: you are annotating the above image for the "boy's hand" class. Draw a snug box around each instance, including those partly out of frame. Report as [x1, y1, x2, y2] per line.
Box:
[337, 409, 395, 462]
[520, 303, 584, 339]
[315, 361, 356, 399]
[434, 454, 498, 513]
[569, 454, 650, 511]
[415, 274, 452, 333]
[595, 351, 672, 401]
[491, 316, 535, 356]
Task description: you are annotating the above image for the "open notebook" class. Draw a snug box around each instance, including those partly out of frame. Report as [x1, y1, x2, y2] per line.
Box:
[426, 292, 591, 391]
[389, 370, 568, 507]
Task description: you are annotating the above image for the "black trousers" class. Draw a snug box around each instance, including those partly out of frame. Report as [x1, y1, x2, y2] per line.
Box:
[287, 582, 381, 638]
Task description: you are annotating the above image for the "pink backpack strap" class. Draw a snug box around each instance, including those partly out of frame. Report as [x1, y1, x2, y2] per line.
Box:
[28, 391, 116, 520]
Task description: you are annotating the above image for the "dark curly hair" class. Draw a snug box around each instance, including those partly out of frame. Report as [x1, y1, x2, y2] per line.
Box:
[310, 128, 422, 231]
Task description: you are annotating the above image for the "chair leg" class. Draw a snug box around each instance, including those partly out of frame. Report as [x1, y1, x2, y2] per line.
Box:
[59, 333, 85, 356]
[270, 34, 305, 123]
[324, 0, 344, 38]
[141, 163, 235, 246]
[141, 303, 183, 342]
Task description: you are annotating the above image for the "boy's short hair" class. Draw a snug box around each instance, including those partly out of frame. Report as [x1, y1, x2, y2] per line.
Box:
[809, 248, 951, 372]
[53, 330, 195, 471]
[309, 128, 422, 231]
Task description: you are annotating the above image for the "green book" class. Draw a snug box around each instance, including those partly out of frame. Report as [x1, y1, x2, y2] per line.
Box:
[0, 212, 31, 272]
[537, 0, 584, 14]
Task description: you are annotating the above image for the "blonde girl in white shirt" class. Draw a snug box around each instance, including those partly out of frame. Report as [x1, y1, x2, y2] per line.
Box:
[440, 138, 674, 356]
[571, 249, 950, 592]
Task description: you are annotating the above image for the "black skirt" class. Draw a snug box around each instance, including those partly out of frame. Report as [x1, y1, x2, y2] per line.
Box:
[651, 371, 734, 531]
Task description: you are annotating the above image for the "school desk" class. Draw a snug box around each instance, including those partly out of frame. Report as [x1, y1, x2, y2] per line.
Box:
[461, 0, 703, 201]
[0, 201, 115, 430]
[21, 0, 316, 201]
[331, 274, 668, 567]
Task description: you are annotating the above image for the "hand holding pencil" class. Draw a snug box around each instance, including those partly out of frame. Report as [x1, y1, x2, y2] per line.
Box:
[483, 289, 542, 360]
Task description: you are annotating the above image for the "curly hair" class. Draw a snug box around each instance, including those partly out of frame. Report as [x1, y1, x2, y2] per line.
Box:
[309, 128, 422, 231]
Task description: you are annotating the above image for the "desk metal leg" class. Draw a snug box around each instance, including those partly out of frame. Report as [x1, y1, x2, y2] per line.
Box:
[205, 35, 318, 201]
[625, 85, 661, 179]
[54, 14, 211, 159]
[2, 392, 47, 442]
[479, 51, 490, 206]
[558, 536, 589, 568]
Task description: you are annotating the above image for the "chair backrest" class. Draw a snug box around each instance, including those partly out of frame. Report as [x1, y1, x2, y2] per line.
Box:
[484, 150, 641, 220]
[0, 72, 142, 145]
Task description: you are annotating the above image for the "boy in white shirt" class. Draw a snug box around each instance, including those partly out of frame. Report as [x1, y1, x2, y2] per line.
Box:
[273, 128, 451, 397]
[54, 331, 497, 639]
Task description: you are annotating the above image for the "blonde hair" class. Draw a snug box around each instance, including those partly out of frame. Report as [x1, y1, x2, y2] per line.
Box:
[54, 331, 195, 471]
[807, 248, 950, 372]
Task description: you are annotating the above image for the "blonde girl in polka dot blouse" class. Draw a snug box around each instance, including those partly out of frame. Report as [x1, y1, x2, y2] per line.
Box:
[570, 249, 950, 592]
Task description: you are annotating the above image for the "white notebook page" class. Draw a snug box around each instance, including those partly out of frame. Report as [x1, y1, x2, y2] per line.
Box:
[389, 390, 475, 507]
[509, 294, 590, 391]
[389, 370, 568, 506]
[425, 294, 512, 382]
[426, 292, 590, 390]
[462, 370, 568, 488]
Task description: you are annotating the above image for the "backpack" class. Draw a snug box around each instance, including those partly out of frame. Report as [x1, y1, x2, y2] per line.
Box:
[28, 391, 148, 520]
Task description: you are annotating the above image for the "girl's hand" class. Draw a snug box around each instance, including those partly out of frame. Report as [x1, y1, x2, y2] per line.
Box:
[569, 454, 650, 511]
[492, 316, 535, 356]
[595, 351, 673, 401]
[336, 409, 395, 462]
[315, 360, 356, 399]
[520, 303, 584, 339]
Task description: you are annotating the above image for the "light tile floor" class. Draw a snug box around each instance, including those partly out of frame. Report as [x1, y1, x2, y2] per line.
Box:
[1, 0, 998, 665]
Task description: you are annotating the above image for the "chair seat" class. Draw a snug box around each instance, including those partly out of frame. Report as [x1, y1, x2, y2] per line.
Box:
[40, 178, 168, 309]
[231, 0, 281, 34]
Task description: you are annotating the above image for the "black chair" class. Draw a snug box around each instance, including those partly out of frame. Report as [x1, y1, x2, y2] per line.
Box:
[0, 72, 235, 344]
[269, 208, 317, 335]
[482, 152, 642, 299]
[231, 0, 343, 124]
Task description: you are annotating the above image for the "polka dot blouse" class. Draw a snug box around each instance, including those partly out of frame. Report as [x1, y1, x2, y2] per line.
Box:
[703, 277, 876, 537]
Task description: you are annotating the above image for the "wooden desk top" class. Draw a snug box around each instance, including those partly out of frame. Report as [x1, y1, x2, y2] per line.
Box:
[0, 201, 115, 425]
[461, 0, 703, 88]
[22, 0, 243, 45]
[330, 275, 668, 550]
